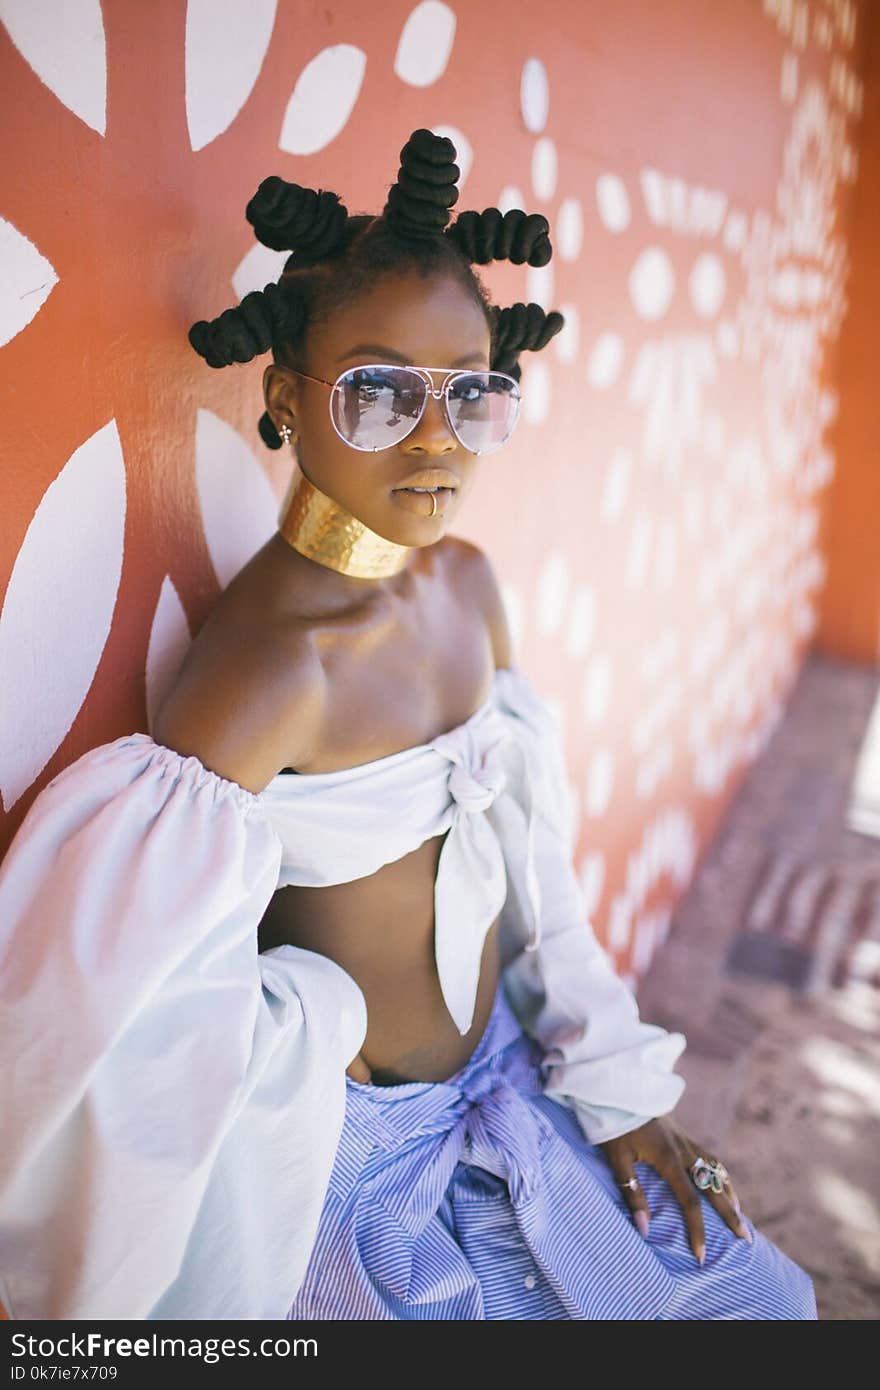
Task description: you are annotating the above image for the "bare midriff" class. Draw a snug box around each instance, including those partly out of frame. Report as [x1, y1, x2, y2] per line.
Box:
[256, 831, 502, 1085]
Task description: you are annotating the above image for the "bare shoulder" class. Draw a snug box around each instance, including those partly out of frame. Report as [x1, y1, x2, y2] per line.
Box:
[151, 597, 325, 796]
[440, 535, 514, 670]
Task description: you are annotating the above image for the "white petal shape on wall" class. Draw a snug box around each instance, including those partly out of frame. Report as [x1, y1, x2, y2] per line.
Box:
[600, 447, 632, 523]
[498, 185, 525, 215]
[723, 210, 748, 252]
[185, 0, 277, 152]
[0, 218, 59, 347]
[556, 197, 583, 260]
[531, 136, 558, 201]
[587, 332, 625, 388]
[432, 124, 472, 185]
[195, 408, 279, 590]
[632, 913, 658, 975]
[565, 585, 595, 659]
[279, 44, 366, 155]
[231, 242, 290, 301]
[596, 174, 631, 232]
[0, 419, 126, 811]
[145, 576, 192, 736]
[629, 247, 675, 319]
[689, 252, 726, 318]
[582, 652, 612, 723]
[535, 550, 569, 635]
[526, 261, 554, 312]
[520, 57, 549, 133]
[609, 806, 696, 954]
[639, 169, 666, 226]
[553, 302, 579, 364]
[522, 359, 551, 426]
[500, 583, 525, 656]
[394, 1, 456, 87]
[584, 746, 614, 817]
[0, 0, 107, 134]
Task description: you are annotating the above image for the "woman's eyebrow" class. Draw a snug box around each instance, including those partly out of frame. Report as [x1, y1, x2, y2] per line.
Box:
[337, 343, 488, 366]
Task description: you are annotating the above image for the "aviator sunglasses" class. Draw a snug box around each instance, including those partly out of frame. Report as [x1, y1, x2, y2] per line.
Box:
[286, 363, 522, 455]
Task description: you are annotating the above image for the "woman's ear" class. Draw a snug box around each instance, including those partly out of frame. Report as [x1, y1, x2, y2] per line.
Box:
[262, 363, 300, 443]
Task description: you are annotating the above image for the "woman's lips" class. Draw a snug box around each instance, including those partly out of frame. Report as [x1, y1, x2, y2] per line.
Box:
[390, 486, 455, 516]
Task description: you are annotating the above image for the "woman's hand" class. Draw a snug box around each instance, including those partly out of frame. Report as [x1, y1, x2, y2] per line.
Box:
[597, 1114, 752, 1265]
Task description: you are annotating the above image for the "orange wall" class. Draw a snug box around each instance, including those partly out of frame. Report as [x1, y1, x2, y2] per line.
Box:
[817, 0, 880, 663]
[0, 0, 871, 994]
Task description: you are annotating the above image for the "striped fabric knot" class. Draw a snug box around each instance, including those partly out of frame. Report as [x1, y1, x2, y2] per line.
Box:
[370, 1064, 554, 1242]
[457, 1071, 552, 1210]
[348, 1060, 556, 1304]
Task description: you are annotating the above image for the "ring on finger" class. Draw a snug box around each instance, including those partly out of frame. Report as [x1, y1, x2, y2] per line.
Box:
[690, 1156, 729, 1195]
[618, 1177, 639, 1190]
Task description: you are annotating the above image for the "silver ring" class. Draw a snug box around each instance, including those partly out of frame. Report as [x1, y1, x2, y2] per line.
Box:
[691, 1156, 729, 1195]
[618, 1177, 639, 1190]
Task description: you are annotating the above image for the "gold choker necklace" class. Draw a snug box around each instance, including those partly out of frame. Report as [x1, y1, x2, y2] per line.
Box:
[277, 462, 413, 578]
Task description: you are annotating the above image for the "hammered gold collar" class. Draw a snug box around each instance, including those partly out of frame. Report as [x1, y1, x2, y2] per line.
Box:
[277, 463, 413, 578]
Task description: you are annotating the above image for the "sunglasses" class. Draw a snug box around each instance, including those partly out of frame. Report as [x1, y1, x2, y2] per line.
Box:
[286, 363, 522, 455]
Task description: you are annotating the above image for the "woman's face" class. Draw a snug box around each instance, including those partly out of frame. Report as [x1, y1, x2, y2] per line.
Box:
[263, 269, 493, 547]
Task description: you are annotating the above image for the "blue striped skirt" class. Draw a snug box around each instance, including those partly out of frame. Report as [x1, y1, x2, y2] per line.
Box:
[287, 982, 818, 1319]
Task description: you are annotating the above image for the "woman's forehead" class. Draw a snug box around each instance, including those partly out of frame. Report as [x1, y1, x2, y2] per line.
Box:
[320, 272, 490, 363]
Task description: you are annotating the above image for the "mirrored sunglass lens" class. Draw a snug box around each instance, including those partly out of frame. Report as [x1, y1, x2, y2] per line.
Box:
[446, 373, 520, 453]
[332, 366, 425, 449]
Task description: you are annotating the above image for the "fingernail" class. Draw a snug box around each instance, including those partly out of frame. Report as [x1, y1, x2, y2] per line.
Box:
[634, 1210, 650, 1238]
[696, 1248, 705, 1266]
[740, 1222, 753, 1245]
[732, 1195, 742, 1216]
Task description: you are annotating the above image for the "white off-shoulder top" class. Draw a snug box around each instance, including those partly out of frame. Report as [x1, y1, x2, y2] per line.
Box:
[0, 663, 686, 1321]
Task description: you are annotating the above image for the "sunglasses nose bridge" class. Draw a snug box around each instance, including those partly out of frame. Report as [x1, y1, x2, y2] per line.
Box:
[413, 368, 454, 401]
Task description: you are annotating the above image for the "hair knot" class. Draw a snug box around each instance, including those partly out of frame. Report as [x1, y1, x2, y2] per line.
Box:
[382, 128, 460, 240]
[187, 281, 305, 368]
[446, 208, 552, 267]
[490, 301, 564, 380]
[246, 177, 348, 263]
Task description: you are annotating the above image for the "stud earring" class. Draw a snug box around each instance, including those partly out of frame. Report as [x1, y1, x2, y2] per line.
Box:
[279, 423, 292, 445]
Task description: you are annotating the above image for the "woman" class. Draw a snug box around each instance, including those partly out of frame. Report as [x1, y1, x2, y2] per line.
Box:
[0, 129, 817, 1320]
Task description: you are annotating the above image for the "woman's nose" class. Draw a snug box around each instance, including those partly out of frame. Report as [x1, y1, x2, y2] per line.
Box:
[403, 391, 458, 455]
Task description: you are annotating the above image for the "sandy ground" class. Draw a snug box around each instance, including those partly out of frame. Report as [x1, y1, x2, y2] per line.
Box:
[638, 649, 880, 1320]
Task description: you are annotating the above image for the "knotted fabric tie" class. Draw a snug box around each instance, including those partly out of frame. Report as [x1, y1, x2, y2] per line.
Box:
[430, 722, 513, 1035]
[354, 1051, 554, 1302]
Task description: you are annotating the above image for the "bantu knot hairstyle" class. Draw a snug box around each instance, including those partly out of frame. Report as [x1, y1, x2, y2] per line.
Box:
[187, 127, 565, 449]
[489, 302, 564, 381]
[382, 125, 460, 240]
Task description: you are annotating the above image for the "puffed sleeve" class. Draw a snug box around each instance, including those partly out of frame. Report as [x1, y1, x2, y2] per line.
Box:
[0, 733, 368, 1321]
[493, 666, 687, 1146]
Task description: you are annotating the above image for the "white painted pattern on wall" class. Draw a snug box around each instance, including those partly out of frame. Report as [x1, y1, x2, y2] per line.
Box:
[394, 2, 457, 87]
[0, 421, 126, 810]
[279, 44, 367, 155]
[0, 218, 58, 347]
[195, 409, 278, 590]
[520, 57, 549, 133]
[0, 0, 107, 134]
[185, 0, 277, 152]
[145, 577, 192, 737]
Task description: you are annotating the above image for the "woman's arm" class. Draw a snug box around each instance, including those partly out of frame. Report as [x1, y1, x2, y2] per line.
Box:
[466, 542, 687, 1146]
[0, 646, 366, 1319]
